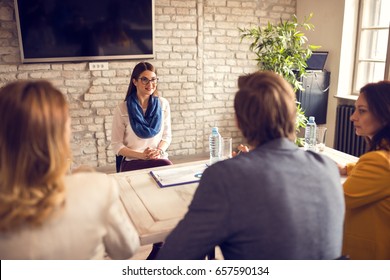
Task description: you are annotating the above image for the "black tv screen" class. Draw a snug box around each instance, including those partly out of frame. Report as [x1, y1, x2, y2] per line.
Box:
[14, 0, 154, 63]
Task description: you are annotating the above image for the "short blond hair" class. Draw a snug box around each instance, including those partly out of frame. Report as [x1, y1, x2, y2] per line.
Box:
[234, 71, 296, 147]
[0, 80, 71, 231]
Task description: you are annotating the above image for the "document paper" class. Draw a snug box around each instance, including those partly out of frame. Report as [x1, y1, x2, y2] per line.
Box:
[150, 164, 208, 188]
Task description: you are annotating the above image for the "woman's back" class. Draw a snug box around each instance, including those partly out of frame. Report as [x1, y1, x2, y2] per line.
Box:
[0, 172, 139, 260]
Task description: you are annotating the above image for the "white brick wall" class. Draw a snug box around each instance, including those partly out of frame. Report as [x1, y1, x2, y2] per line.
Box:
[0, 0, 296, 167]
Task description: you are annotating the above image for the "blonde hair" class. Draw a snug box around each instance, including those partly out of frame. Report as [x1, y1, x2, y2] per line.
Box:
[0, 80, 71, 231]
[235, 71, 296, 147]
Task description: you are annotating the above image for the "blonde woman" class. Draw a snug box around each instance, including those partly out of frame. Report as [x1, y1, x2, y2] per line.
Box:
[0, 80, 139, 259]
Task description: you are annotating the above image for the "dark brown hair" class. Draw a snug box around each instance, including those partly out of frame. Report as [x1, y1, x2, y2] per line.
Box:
[360, 80, 390, 151]
[124, 61, 157, 100]
[234, 71, 296, 147]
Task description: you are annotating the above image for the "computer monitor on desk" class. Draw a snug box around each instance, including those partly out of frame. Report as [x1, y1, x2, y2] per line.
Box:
[306, 51, 329, 72]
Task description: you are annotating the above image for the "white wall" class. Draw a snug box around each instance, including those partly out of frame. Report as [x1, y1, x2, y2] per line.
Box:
[297, 0, 345, 147]
[297, 0, 359, 147]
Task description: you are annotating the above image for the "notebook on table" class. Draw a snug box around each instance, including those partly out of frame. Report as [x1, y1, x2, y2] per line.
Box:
[150, 163, 208, 188]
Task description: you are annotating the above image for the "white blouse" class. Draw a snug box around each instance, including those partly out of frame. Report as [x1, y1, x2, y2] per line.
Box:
[111, 97, 172, 160]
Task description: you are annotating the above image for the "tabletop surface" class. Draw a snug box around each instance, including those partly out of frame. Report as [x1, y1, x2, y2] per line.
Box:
[111, 147, 358, 245]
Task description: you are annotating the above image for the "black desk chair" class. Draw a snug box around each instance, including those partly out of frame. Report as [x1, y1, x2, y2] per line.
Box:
[116, 155, 123, 173]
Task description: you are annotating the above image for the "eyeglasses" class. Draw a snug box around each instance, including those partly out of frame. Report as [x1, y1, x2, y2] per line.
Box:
[138, 77, 158, 85]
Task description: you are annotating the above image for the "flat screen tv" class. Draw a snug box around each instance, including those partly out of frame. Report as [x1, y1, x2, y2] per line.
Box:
[14, 0, 155, 63]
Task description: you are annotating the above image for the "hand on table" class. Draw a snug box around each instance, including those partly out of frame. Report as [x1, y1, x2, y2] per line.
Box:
[232, 144, 249, 157]
[337, 163, 347, 176]
[143, 147, 163, 160]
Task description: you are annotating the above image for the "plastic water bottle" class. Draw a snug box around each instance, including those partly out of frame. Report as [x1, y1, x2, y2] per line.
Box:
[305, 116, 317, 151]
[209, 127, 222, 165]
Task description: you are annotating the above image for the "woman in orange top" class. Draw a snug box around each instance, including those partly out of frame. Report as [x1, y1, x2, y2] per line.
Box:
[339, 81, 390, 259]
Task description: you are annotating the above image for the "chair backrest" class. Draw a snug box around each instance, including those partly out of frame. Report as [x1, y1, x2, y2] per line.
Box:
[116, 155, 124, 173]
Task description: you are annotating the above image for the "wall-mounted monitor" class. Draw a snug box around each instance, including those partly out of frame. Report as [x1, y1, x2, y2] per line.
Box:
[14, 0, 155, 63]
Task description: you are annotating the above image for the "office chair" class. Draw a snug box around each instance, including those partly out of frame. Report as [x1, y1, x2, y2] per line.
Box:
[116, 155, 124, 173]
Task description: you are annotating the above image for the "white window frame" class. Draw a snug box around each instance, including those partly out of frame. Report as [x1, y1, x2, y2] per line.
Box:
[352, 0, 390, 94]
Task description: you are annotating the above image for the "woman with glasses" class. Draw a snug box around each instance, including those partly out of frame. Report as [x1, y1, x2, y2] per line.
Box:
[111, 62, 172, 259]
[111, 61, 172, 173]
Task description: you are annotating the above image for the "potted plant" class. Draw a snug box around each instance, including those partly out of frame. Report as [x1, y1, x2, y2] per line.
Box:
[239, 13, 320, 146]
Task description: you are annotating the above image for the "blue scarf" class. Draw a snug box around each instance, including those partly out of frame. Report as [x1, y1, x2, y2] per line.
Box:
[126, 93, 162, 139]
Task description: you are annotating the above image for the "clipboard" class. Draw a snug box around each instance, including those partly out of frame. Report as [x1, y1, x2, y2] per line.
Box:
[150, 163, 208, 188]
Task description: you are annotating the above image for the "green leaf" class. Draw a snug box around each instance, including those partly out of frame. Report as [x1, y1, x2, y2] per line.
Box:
[239, 14, 317, 145]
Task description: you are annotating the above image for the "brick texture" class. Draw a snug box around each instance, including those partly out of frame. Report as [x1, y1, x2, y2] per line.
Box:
[0, 0, 295, 167]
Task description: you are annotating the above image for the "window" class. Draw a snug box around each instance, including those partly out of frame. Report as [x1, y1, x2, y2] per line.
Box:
[353, 0, 390, 93]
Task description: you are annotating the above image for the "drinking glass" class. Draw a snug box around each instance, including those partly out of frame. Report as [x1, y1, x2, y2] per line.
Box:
[316, 126, 327, 152]
[221, 137, 232, 160]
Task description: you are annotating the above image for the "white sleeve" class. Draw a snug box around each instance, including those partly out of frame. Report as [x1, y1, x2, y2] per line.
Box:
[103, 177, 140, 259]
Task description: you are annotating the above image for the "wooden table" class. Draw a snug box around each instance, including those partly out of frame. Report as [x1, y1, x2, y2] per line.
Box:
[320, 146, 359, 183]
[111, 147, 358, 246]
[112, 160, 205, 245]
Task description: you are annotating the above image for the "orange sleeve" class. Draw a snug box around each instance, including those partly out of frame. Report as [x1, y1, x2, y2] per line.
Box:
[346, 162, 356, 175]
[343, 151, 390, 209]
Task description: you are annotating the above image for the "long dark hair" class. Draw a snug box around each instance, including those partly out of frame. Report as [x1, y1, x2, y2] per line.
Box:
[124, 61, 157, 100]
[360, 81, 390, 152]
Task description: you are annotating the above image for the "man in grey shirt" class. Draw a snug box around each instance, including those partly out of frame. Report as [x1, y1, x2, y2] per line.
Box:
[158, 71, 344, 260]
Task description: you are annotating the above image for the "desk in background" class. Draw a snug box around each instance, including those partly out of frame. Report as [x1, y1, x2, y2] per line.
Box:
[111, 147, 358, 246]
